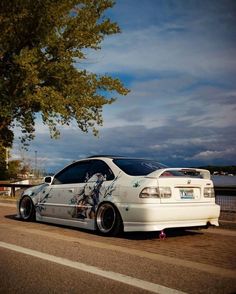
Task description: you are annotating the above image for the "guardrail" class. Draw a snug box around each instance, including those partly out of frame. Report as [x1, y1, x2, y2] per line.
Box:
[0, 183, 35, 197]
[0, 183, 235, 221]
[215, 186, 236, 208]
[214, 186, 236, 196]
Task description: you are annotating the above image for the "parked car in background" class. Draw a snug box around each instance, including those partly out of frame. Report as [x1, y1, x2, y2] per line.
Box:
[17, 156, 220, 236]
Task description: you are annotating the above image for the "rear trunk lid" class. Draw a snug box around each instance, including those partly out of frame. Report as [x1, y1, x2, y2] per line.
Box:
[146, 168, 214, 204]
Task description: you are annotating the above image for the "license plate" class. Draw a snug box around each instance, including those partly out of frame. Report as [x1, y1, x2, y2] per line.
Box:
[180, 189, 194, 199]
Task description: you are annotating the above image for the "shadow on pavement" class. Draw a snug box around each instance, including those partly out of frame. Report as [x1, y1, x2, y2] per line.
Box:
[122, 228, 202, 240]
[4, 214, 203, 240]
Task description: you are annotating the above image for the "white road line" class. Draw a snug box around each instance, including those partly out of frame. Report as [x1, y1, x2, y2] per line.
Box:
[2, 224, 235, 279]
[0, 241, 186, 294]
[1, 223, 236, 279]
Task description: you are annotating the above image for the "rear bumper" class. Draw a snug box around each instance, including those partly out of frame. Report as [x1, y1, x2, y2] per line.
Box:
[117, 203, 220, 232]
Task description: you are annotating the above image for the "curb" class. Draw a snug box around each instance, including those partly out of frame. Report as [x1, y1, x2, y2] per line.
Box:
[219, 220, 236, 230]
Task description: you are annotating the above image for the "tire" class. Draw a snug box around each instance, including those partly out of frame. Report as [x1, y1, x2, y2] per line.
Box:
[19, 196, 35, 221]
[96, 203, 123, 236]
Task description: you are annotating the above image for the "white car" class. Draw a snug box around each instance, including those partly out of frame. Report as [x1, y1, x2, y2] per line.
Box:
[17, 156, 220, 236]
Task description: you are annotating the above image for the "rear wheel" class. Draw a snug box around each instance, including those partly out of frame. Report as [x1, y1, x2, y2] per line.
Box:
[19, 196, 35, 221]
[96, 203, 123, 236]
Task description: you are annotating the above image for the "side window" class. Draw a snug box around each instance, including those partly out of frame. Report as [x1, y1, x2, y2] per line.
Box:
[53, 161, 93, 184]
[87, 160, 114, 181]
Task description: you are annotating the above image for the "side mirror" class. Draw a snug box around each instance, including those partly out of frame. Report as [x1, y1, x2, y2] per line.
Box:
[44, 176, 52, 184]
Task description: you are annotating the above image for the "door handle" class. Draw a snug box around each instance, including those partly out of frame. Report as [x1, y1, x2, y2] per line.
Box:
[68, 189, 74, 193]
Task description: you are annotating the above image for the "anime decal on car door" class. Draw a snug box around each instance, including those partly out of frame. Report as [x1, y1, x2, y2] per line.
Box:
[69, 172, 120, 220]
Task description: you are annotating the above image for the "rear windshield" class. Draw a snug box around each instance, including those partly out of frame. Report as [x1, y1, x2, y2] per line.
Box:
[113, 159, 168, 176]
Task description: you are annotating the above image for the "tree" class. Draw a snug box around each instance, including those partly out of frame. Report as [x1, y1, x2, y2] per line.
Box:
[0, 145, 8, 179]
[7, 160, 22, 179]
[0, 0, 129, 151]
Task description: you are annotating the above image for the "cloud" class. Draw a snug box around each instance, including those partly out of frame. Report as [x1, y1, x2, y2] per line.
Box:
[11, 0, 236, 172]
[189, 148, 236, 161]
[82, 8, 236, 80]
[12, 72, 236, 172]
[101, 76, 236, 132]
[12, 121, 235, 173]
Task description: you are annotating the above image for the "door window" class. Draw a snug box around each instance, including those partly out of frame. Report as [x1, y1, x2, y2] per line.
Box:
[53, 161, 93, 184]
[87, 160, 114, 181]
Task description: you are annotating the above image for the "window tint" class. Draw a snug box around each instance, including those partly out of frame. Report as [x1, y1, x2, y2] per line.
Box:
[87, 160, 114, 181]
[113, 159, 167, 176]
[160, 170, 187, 177]
[53, 161, 93, 184]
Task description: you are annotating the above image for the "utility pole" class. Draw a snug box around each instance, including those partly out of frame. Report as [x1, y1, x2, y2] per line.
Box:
[5, 147, 9, 170]
[34, 150, 37, 178]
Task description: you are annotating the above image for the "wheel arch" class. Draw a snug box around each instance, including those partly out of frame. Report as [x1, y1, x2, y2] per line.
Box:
[96, 201, 124, 235]
[97, 201, 123, 222]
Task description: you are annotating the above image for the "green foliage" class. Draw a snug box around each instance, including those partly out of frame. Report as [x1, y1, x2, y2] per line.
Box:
[0, 145, 7, 179]
[7, 160, 22, 179]
[0, 155, 31, 180]
[0, 0, 129, 149]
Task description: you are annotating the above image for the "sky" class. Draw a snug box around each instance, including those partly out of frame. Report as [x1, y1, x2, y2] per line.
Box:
[12, 0, 236, 173]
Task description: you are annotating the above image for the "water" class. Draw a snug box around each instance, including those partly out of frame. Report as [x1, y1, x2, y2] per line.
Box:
[212, 176, 236, 187]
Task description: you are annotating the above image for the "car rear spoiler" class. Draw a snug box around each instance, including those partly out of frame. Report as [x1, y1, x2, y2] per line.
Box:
[146, 168, 211, 180]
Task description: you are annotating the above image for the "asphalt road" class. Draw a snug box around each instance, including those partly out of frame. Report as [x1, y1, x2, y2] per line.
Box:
[0, 203, 236, 294]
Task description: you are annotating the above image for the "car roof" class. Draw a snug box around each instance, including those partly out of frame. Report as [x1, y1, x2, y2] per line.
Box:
[86, 155, 161, 161]
[87, 155, 158, 159]
[87, 155, 126, 159]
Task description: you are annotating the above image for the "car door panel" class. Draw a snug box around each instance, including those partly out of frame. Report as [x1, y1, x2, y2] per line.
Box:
[36, 159, 116, 223]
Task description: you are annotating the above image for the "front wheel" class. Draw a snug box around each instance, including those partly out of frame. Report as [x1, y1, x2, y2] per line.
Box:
[96, 203, 123, 236]
[19, 196, 35, 221]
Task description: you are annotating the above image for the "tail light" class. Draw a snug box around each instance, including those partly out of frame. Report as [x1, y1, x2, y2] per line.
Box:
[139, 187, 171, 198]
[204, 187, 215, 198]
[139, 187, 159, 198]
